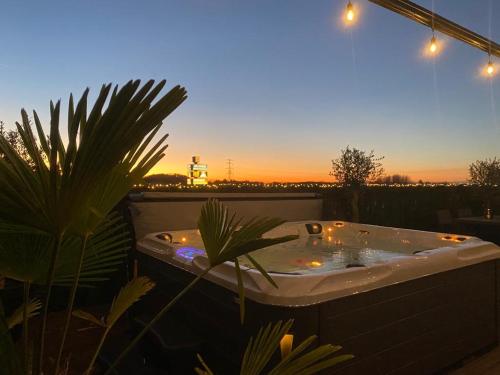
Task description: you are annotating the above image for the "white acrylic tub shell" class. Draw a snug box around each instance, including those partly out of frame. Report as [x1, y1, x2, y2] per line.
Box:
[136, 221, 500, 306]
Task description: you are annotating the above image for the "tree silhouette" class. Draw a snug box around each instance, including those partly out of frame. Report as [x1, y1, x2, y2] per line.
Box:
[469, 158, 500, 187]
[330, 147, 384, 222]
[0, 120, 40, 169]
[469, 158, 500, 213]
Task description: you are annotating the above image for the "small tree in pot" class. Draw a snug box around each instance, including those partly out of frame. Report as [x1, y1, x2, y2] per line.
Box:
[330, 147, 384, 222]
[469, 158, 500, 218]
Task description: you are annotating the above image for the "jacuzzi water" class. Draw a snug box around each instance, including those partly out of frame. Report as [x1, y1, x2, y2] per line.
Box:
[144, 221, 470, 274]
[137, 221, 500, 305]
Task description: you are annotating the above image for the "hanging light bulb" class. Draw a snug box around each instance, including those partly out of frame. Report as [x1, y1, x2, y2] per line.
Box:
[487, 59, 494, 76]
[429, 35, 438, 54]
[345, 1, 355, 23]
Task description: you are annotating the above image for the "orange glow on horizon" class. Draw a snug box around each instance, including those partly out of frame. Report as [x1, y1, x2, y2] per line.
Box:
[146, 165, 469, 184]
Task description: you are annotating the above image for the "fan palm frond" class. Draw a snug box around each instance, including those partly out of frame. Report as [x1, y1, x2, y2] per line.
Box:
[54, 214, 130, 286]
[0, 80, 187, 237]
[105, 200, 298, 373]
[71, 310, 105, 328]
[106, 276, 155, 327]
[0, 214, 129, 285]
[0, 80, 187, 374]
[198, 199, 298, 321]
[72, 276, 155, 330]
[0, 302, 23, 375]
[6, 299, 42, 330]
[196, 320, 352, 375]
[240, 320, 353, 375]
[72, 276, 155, 374]
[194, 354, 215, 375]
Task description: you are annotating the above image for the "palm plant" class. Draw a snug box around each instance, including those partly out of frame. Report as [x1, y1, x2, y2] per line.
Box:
[0, 79, 187, 374]
[0, 81, 351, 375]
[195, 320, 353, 375]
[104, 199, 299, 373]
[73, 276, 156, 374]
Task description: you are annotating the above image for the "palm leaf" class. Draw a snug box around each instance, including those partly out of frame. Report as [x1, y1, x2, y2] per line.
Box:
[194, 354, 215, 375]
[0, 302, 23, 375]
[0, 80, 187, 375]
[0, 224, 53, 282]
[198, 199, 298, 267]
[6, 299, 42, 330]
[71, 310, 106, 328]
[197, 199, 298, 321]
[240, 320, 291, 375]
[53, 214, 130, 286]
[244, 254, 277, 289]
[0, 214, 129, 286]
[234, 258, 246, 323]
[106, 276, 155, 327]
[0, 80, 187, 237]
[239, 320, 353, 375]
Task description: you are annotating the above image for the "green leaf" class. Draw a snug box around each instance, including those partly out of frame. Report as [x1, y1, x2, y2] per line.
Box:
[0, 303, 23, 375]
[238, 320, 353, 375]
[197, 199, 298, 322]
[245, 254, 278, 289]
[234, 258, 246, 323]
[106, 276, 155, 327]
[72, 310, 106, 328]
[240, 320, 292, 375]
[194, 354, 214, 375]
[0, 214, 129, 286]
[6, 299, 42, 330]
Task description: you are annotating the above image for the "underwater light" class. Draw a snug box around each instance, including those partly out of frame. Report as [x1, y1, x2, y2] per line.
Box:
[175, 247, 205, 261]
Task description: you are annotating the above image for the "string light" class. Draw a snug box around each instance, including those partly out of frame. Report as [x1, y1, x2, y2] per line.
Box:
[345, 1, 355, 23]
[487, 59, 494, 76]
[429, 35, 438, 54]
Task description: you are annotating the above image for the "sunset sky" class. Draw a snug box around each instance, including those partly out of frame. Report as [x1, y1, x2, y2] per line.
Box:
[0, 0, 499, 182]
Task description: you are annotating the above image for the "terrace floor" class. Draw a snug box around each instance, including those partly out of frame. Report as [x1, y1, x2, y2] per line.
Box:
[448, 346, 500, 374]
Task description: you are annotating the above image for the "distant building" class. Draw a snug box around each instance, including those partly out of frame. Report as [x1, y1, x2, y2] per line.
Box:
[187, 156, 208, 185]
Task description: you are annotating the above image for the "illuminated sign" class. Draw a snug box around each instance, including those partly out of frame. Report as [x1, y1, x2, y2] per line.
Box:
[187, 155, 208, 185]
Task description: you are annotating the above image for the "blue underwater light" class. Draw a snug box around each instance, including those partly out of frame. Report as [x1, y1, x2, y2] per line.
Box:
[175, 247, 205, 260]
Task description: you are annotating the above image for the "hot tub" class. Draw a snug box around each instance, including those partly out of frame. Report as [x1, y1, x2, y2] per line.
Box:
[137, 221, 500, 374]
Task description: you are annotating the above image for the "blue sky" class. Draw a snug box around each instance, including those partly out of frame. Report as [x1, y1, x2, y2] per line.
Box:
[0, 0, 498, 181]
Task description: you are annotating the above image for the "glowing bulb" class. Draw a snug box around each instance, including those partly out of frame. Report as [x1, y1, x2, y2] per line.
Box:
[487, 61, 494, 76]
[429, 36, 437, 54]
[280, 334, 294, 358]
[181, 237, 187, 242]
[345, 2, 354, 23]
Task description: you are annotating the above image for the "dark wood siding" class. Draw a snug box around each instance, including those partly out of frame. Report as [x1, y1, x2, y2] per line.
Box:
[138, 253, 499, 374]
